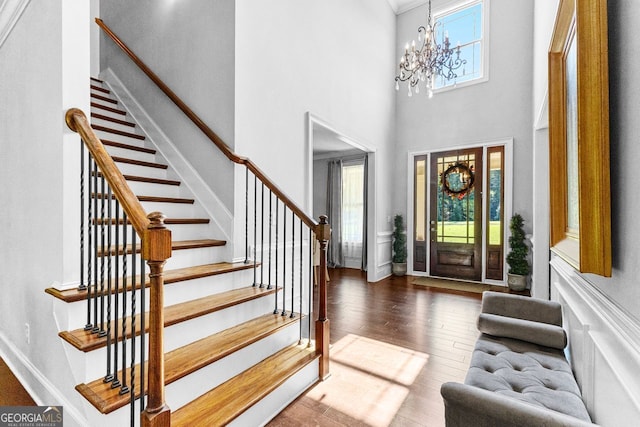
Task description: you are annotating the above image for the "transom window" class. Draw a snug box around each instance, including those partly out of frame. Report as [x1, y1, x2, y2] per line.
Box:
[433, 0, 485, 90]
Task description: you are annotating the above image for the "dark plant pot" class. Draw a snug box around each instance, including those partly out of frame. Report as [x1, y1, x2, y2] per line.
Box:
[507, 273, 527, 291]
[392, 262, 407, 276]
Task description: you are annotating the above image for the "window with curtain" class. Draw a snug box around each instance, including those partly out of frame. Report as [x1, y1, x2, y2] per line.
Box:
[342, 161, 364, 265]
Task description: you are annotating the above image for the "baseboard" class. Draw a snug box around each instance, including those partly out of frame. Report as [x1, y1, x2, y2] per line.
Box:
[550, 255, 640, 425]
[0, 332, 88, 427]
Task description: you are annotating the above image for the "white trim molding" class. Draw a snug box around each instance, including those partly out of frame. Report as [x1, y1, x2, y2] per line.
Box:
[550, 254, 640, 425]
[0, 0, 31, 50]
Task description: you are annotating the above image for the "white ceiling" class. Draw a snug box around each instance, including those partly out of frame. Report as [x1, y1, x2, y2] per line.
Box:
[387, 0, 429, 15]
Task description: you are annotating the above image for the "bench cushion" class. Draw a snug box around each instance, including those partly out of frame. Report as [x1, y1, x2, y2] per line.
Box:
[464, 334, 592, 422]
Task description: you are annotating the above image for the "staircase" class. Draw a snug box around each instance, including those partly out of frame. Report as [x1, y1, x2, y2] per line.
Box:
[46, 78, 326, 426]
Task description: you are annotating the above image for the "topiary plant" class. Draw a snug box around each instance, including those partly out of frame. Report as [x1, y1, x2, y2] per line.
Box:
[506, 213, 530, 276]
[392, 214, 407, 264]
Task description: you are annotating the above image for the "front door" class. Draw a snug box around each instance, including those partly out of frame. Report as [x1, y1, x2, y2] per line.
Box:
[429, 148, 483, 281]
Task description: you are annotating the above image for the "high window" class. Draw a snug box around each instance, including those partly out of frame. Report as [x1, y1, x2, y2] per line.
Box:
[433, 0, 486, 90]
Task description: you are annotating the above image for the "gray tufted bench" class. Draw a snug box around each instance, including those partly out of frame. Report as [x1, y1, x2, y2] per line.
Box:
[441, 291, 598, 427]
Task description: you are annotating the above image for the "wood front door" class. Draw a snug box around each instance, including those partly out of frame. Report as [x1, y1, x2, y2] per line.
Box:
[429, 148, 483, 281]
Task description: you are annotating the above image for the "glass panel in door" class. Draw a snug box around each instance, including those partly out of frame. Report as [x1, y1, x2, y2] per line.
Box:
[430, 148, 483, 281]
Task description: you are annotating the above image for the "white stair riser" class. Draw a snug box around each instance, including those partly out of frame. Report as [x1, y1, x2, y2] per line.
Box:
[167, 323, 301, 410]
[120, 181, 182, 199]
[164, 246, 226, 270]
[93, 130, 149, 148]
[90, 117, 138, 134]
[86, 222, 213, 243]
[112, 163, 169, 180]
[73, 297, 280, 382]
[57, 270, 256, 330]
[102, 145, 158, 164]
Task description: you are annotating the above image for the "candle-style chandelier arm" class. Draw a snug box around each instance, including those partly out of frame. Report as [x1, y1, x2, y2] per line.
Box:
[395, 0, 467, 96]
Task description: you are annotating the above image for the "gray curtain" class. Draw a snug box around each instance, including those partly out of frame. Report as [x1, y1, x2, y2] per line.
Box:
[327, 159, 343, 268]
[361, 155, 368, 271]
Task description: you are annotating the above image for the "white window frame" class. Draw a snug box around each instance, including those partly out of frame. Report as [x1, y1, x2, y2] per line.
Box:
[432, 0, 490, 94]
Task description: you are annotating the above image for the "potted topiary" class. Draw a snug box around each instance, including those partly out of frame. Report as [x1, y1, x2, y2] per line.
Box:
[392, 214, 408, 276]
[506, 213, 530, 291]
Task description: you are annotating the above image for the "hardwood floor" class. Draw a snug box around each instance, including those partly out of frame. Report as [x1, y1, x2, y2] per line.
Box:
[0, 357, 35, 406]
[268, 268, 485, 427]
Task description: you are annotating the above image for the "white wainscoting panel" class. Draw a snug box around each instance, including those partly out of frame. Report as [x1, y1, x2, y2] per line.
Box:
[376, 231, 392, 279]
[550, 255, 640, 426]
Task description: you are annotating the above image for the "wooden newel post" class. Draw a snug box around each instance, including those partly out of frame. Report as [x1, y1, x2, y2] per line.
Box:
[141, 212, 172, 427]
[315, 215, 331, 380]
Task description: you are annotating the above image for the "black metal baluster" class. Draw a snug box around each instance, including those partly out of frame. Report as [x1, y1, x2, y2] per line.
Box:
[98, 177, 107, 338]
[290, 210, 295, 319]
[85, 156, 94, 331]
[112, 201, 121, 389]
[104, 186, 113, 382]
[260, 182, 265, 288]
[129, 231, 137, 424]
[273, 199, 279, 315]
[308, 228, 313, 347]
[253, 174, 257, 286]
[79, 140, 86, 291]
[139, 252, 146, 412]
[92, 160, 99, 333]
[245, 167, 249, 264]
[298, 219, 303, 342]
[120, 214, 129, 395]
[282, 206, 287, 317]
[267, 190, 273, 290]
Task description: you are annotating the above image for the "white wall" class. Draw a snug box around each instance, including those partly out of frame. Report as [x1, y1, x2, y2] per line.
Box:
[100, 0, 236, 211]
[0, 1, 90, 424]
[235, 0, 397, 281]
[394, 0, 535, 259]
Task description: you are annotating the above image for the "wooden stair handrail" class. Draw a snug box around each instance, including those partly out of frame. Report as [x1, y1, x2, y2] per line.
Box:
[95, 18, 319, 232]
[66, 107, 172, 426]
[66, 108, 150, 235]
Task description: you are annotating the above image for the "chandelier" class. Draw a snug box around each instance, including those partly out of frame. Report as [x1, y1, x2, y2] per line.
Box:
[395, 0, 466, 97]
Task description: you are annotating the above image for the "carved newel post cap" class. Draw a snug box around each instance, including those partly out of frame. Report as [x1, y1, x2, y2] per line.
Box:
[148, 212, 167, 229]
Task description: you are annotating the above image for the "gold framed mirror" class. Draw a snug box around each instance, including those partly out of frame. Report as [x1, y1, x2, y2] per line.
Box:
[548, 0, 611, 276]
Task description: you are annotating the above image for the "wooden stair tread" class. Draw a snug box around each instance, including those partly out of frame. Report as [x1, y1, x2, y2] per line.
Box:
[92, 124, 145, 140]
[59, 285, 276, 352]
[96, 239, 225, 257]
[172, 344, 319, 426]
[91, 112, 135, 127]
[90, 77, 104, 83]
[112, 156, 167, 169]
[123, 174, 179, 186]
[101, 139, 156, 154]
[91, 217, 208, 226]
[90, 84, 110, 94]
[95, 172, 177, 186]
[90, 93, 118, 104]
[91, 102, 126, 116]
[91, 193, 194, 204]
[45, 261, 251, 303]
[76, 312, 300, 414]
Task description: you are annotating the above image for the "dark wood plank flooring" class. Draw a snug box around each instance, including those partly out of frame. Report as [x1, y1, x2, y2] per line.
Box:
[268, 268, 487, 427]
[0, 357, 36, 406]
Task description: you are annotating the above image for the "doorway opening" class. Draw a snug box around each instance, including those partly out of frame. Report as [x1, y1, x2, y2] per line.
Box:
[410, 141, 511, 283]
[308, 114, 374, 278]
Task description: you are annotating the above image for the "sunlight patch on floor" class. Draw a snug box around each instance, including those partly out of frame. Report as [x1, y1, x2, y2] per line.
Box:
[308, 334, 429, 426]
